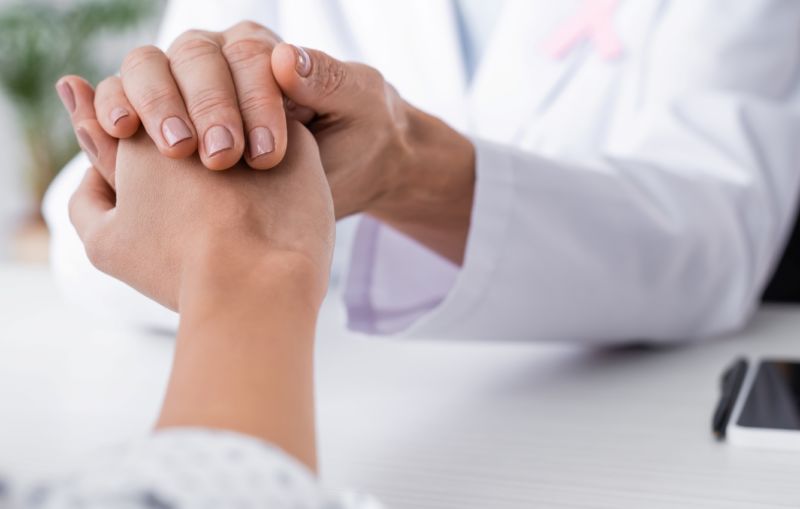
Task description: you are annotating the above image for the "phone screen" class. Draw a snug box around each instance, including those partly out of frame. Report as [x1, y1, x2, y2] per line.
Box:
[737, 360, 800, 430]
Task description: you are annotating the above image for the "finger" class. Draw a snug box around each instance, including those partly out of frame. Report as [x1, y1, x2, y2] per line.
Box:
[120, 45, 198, 159]
[55, 76, 78, 115]
[95, 76, 140, 138]
[56, 75, 94, 123]
[68, 166, 115, 245]
[284, 97, 315, 125]
[56, 76, 119, 189]
[168, 31, 244, 170]
[74, 119, 119, 189]
[271, 43, 382, 119]
[221, 23, 287, 170]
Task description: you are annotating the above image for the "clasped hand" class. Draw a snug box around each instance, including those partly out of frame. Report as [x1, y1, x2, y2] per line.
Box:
[64, 76, 334, 311]
[61, 20, 476, 306]
[59, 20, 403, 309]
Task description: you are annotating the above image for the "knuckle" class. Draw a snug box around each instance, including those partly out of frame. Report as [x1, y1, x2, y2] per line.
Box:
[121, 45, 164, 74]
[238, 90, 281, 116]
[312, 58, 348, 98]
[135, 85, 181, 116]
[363, 66, 385, 89]
[309, 60, 384, 101]
[169, 29, 209, 51]
[168, 35, 221, 68]
[95, 78, 124, 109]
[178, 28, 206, 40]
[96, 76, 119, 94]
[222, 37, 272, 67]
[227, 20, 281, 42]
[187, 88, 236, 120]
[354, 64, 385, 95]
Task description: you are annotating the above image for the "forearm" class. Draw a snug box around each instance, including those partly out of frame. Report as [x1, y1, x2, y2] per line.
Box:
[156, 249, 320, 471]
[369, 107, 476, 266]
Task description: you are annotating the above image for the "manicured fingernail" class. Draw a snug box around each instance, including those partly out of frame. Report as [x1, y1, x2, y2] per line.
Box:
[76, 127, 98, 160]
[110, 107, 129, 126]
[249, 127, 275, 159]
[294, 45, 312, 77]
[56, 80, 76, 113]
[205, 125, 234, 157]
[161, 117, 192, 147]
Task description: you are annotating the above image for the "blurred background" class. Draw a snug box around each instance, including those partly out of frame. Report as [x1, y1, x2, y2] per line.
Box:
[0, 0, 164, 264]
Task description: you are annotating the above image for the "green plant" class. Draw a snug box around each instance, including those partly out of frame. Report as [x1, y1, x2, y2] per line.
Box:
[0, 0, 158, 206]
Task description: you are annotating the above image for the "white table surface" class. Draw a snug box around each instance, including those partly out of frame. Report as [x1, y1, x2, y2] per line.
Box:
[2, 263, 800, 508]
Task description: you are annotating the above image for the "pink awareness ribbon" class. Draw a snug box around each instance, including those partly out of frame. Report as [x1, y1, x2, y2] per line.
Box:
[543, 0, 623, 61]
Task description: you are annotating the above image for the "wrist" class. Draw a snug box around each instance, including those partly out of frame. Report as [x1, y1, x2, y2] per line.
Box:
[178, 238, 327, 319]
[371, 105, 475, 221]
[161, 240, 320, 470]
[366, 105, 476, 264]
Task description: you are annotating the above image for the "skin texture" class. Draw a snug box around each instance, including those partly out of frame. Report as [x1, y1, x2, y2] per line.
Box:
[70, 123, 333, 312]
[66, 76, 333, 470]
[162, 248, 321, 470]
[270, 43, 476, 264]
[85, 21, 476, 266]
[59, 20, 476, 472]
[95, 21, 290, 170]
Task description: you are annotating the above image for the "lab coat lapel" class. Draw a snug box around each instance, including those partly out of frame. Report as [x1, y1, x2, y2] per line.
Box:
[338, 0, 469, 128]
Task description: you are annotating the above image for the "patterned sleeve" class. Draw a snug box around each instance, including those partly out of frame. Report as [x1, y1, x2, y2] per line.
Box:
[13, 429, 384, 509]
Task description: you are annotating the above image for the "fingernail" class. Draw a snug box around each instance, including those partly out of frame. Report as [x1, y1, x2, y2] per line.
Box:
[161, 117, 192, 147]
[76, 127, 98, 161]
[249, 127, 275, 159]
[294, 45, 312, 77]
[284, 97, 296, 111]
[205, 125, 234, 157]
[110, 107, 130, 126]
[56, 80, 76, 113]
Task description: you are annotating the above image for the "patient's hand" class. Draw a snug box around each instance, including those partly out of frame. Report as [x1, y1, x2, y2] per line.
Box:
[66, 78, 334, 312]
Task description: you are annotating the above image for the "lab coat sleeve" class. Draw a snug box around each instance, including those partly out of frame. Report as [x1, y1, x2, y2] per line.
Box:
[41, 0, 282, 331]
[16, 429, 383, 509]
[343, 0, 800, 343]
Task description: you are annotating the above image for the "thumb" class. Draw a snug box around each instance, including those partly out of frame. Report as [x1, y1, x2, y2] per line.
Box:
[58, 75, 119, 189]
[68, 166, 115, 246]
[272, 43, 380, 118]
[74, 119, 119, 191]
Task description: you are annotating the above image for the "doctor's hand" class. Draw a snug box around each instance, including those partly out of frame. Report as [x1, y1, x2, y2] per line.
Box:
[65, 79, 334, 312]
[269, 44, 476, 265]
[74, 21, 295, 171]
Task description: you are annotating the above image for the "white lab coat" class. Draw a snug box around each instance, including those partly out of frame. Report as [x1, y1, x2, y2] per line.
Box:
[43, 0, 800, 343]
